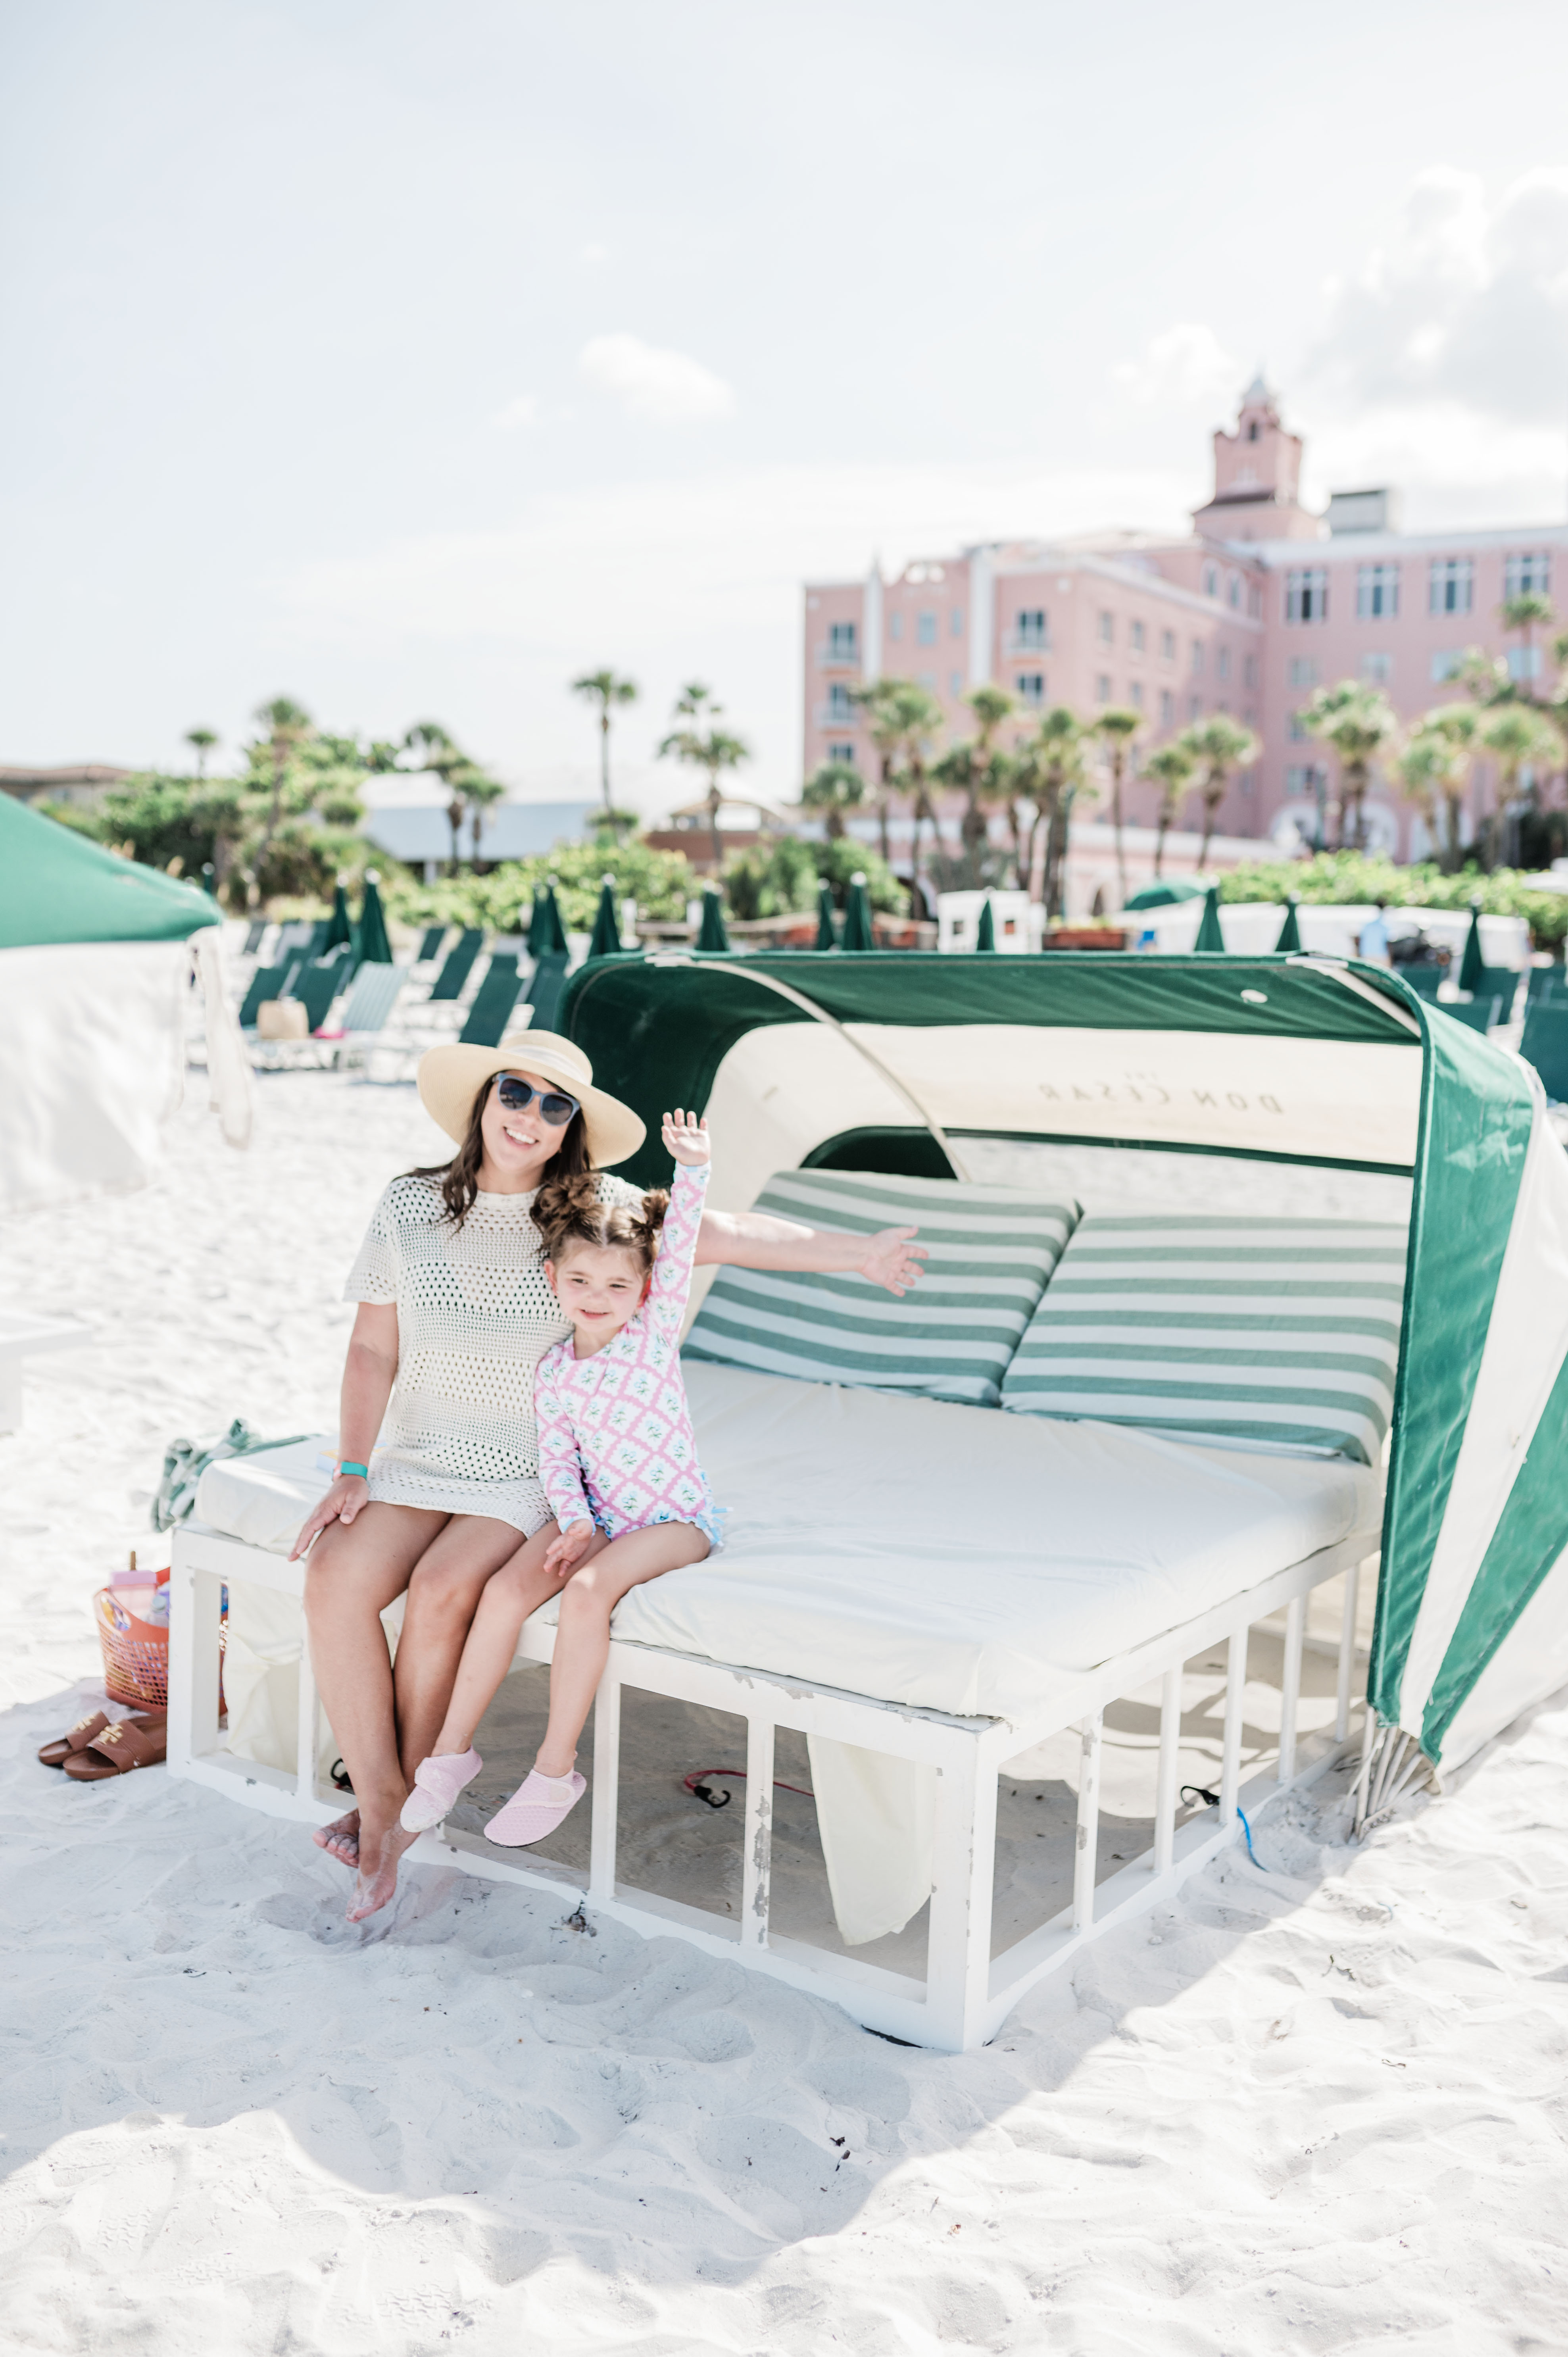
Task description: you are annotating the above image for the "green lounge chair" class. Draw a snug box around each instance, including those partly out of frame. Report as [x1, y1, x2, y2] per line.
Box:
[240, 920, 268, 957]
[459, 955, 524, 1046]
[415, 924, 448, 965]
[288, 953, 351, 1035]
[1521, 1000, 1568, 1102]
[238, 959, 301, 1029]
[526, 951, 569, 1032]
[1442, 994, 1505, 1034]
[427, 929, 484, 1003]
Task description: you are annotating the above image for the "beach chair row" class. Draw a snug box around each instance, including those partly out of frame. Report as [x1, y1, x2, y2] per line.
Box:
[234, 930, 578, 1071]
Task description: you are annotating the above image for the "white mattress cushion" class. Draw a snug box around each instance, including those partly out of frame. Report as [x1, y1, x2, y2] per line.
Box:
[683, 1169, 1078, 1407]
[1001, 1212, 1408, 1465]
[192, 1370, 1380, 1726]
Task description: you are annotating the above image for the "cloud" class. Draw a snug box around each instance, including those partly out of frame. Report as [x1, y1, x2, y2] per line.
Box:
[1307, 167, 1568, 425]
[1111, 322, 1241, 411]
[576, 332, 736, 425]
[491, 394, 541, 431]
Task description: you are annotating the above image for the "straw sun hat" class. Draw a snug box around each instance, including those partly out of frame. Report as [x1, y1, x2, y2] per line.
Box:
[416, 1032, 646, 1168]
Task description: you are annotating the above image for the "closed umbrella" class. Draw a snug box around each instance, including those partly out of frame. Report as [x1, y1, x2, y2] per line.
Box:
[587, 876, 622, 959]
[840, 871, 876, 952]
[975, 898, 997, 952]
[528, 879, 570, 958]
[357, 871, 393, 966]
[814, 882, 838, 952]
[1193, 884, 1226, 952]
[1458, 900, 1485, 994]
[324, 880, 354, 955]
[1274, 896, 1303, 954]
[696, 889, 730, 953]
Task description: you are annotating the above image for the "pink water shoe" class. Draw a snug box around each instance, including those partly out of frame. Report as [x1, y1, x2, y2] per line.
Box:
[484, 1768, 586, 1847]
[399, 1748, 482, 1832]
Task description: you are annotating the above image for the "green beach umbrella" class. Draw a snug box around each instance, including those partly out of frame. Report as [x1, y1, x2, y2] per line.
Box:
[587, 875, 622, 959]
[814, 882, 838, 952]
[975, 898, 997, 952]
[840, 871, 876, 952]
[696, 888, 730, 953]
[356, 871, 393, 966]
[1193, 884, 1226, 952]
[528, 879, 570, 958]
[1458, 900, 1485, 994]
[324, 880, 354, 955]
[1123, 877, 1207, 913]
[1274, 895, 1303, 954]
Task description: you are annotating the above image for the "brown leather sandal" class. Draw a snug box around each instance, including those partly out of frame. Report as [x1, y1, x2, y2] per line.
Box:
[62, 1711, 168, 1781]
[38, 1708, 114, 1768]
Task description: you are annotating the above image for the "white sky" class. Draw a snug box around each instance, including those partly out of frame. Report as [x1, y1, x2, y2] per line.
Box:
[3, 0, 1567, 807]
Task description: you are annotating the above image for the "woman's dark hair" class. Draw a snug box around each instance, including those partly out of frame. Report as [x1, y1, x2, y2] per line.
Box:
[535, 1170, 668, 1272]
[408, 1075, 591, 1225]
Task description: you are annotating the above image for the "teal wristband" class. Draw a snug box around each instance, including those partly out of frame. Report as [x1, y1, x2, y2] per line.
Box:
[340, 1461, 369, 1479]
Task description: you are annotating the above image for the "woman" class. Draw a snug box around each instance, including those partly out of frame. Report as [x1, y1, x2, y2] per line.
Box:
[293, 1032, 926, 1922]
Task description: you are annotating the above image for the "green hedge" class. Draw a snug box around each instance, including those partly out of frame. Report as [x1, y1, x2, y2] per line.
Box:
[1216, 852, 1568, 950]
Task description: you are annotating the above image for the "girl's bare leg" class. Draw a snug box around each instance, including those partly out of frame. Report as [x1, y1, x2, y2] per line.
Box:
[304, 1503, 447, 1869]
[427, 1529, 581, 1760]
[535, 1524, 711, 1779]
[391, 1517, 555, 1786]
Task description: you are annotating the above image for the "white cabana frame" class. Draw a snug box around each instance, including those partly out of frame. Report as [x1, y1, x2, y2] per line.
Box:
[169, 1515, 1373, 2052]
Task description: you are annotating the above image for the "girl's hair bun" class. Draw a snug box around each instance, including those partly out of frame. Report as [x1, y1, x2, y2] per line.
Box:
[538, 1177, 666, 1273]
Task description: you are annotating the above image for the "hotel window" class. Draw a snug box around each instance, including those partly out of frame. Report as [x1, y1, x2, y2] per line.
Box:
[888, 612, 903, 641]
[1361, 653, 1393, 686]
[1015, 671, 1045, 705]
[825, 682, 855, 720]
[1286, 568, 1328, 622]
[1130, 619, 1145, 654]
[1098, 611, 1114, 646]
[950, 607, 965, 638]
[826, 621, 857, 659]
[1188, 693, 1203, 720]
[1190, 641, 1205, 675]
[1243, 653, 1257, 690]
[1429, 558, 1473, 615]
[1227, 573, 1241, 609]
[1015, 609, 1048, 650]
[1247, 582, 1262, 618]
[1159, 690, 1175, 726]
[1431, 650, 1464, 682]
[917, 610, 938, 646]
[949, 670, 964, 697]
[1288, 712, 1308, 741]
[1161, 629, 1176, 661]
[1095, 673, 1112, 702]
[1217, 646, 1231, 682]
[1509, 646, 1543, 682]
[826, 741, 857, 766]
[1202, 563, 1219, 597]
[1357, 563, 1399, 619]
[1130, 680, 1145, 709]
[917, 670, 938, 691]
[1506, 552, 1551, 598]
[1288, 656, 1318, 688]
[1285, 765, 1323, 799]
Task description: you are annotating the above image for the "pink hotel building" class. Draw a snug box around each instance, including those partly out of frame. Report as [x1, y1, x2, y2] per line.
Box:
[802, 379, 1568, 866]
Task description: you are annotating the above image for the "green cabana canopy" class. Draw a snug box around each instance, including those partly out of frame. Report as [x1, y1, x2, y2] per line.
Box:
[560, 947, 1568, 1788]
[0, 793, 218, 947]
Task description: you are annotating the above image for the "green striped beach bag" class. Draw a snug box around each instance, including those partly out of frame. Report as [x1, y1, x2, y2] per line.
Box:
[1000, 1212, 1408, 1464]
[684, 1169, 1080, 1407]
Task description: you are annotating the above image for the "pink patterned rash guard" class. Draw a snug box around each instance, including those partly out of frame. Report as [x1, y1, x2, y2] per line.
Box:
[533, 1161, 724, 1550]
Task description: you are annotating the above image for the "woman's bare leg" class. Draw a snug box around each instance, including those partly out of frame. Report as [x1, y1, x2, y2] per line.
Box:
[535, 1524, 710, 1779]
[427, 1529, 584, 1761]
[392, 1518, 560, 1783]
[304, 1503, 447, 1868]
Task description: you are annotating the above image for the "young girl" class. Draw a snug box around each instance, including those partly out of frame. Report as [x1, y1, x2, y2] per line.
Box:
[400, 1108, 722, 1846]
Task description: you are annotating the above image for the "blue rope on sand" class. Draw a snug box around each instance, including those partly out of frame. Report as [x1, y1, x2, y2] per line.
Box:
[1182, 1784, 1268, 1871]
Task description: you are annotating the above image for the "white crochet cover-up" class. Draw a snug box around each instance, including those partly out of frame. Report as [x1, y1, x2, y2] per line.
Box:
[344, 1170, 645, 1532]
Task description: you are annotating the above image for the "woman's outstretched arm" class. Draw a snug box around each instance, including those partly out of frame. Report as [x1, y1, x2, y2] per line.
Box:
[694, 1208, 926, 1298]
[289, 1302, 400, 1559]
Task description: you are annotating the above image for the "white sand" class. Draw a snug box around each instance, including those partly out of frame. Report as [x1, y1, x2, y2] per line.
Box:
[2, 1067, 1566, 2353]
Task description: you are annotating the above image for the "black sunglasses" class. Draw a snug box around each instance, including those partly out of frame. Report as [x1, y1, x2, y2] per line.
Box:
[494, 1073, 580, 1127]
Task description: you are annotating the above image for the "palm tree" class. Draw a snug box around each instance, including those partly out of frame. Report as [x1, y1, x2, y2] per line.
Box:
[254, 696, 312, 865]
[1093, 707, 1143, 909]
[658, 684, 751, 870]
[185, 728, 219, 780]
[1501, 592, 1555, 700]
[1178, 715, 1260, 867]
[1028, 706, 1093, 920]
[1480, 703, 1565, 838]
[885, 682, 946, 894]
[801, 758, 865, 841]
[1143, 741, 1197, 878]
[405, 719, 467, 871]
[455, 766, 507, 868]
[572, 669, 639, 820]
[953, 683, 1018, 872]
[1401, 703, 1482, 871]
[1299, 684, 1397, 851]
[850, 678, 928, 866]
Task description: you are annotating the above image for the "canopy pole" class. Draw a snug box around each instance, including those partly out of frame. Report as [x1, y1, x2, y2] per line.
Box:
[652, 955, 974, 1180]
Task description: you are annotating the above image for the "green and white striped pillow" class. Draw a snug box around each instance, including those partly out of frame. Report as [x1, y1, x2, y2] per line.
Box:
[1000, 1213, 1408, 1465]
[684, 1169, 1079, 1407]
